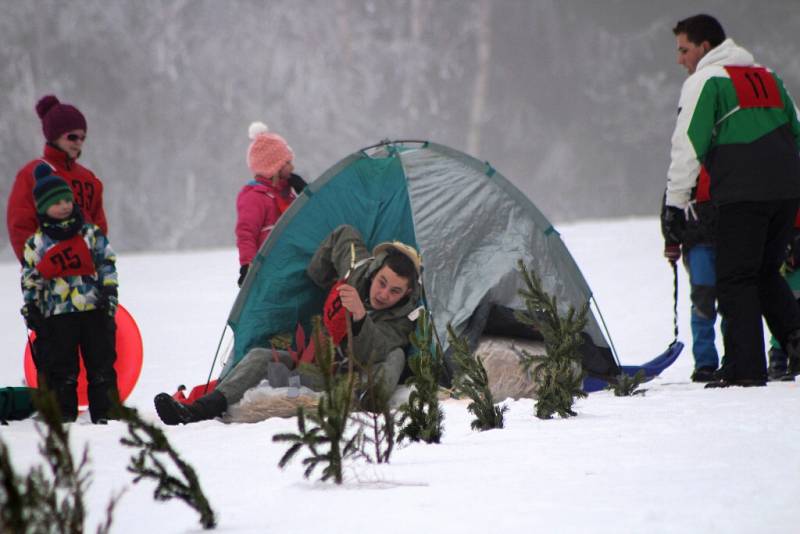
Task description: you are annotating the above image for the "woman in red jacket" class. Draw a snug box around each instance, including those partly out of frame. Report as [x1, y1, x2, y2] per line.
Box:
[7, 95, 108, 263]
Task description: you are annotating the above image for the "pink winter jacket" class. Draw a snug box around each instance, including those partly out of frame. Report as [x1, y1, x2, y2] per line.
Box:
[235, 177, 296, 266]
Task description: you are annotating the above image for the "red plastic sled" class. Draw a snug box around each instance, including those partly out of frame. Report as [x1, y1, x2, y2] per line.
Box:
[172, 380, 218, 404]
[24, 304, 144, 409]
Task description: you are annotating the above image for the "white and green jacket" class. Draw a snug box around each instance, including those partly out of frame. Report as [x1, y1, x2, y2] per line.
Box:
[666, 38, 800, 209]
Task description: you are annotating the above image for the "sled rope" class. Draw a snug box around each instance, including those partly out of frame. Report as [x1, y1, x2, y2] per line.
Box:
[672, 260, 679, 343]
[24, 324, 38, 380]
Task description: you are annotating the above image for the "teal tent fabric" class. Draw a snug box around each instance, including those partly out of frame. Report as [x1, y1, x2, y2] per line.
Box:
[221, 140, 618, 380]
[224, 151, 417, 377]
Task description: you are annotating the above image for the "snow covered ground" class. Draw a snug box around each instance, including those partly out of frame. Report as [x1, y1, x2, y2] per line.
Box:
[1, 217, 798, 534]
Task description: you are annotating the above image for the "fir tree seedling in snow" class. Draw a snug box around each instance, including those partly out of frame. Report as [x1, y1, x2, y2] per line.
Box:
[607, 370, 648, 397]
[118, 405, 216, 530]
[398, 309, 445, 444]
[515, 260, 588, 419]
[273, 317, 360, 484]
[0, 390, 121, 534]
[351, 355, 398, 464]
[449, 324, 507, 431]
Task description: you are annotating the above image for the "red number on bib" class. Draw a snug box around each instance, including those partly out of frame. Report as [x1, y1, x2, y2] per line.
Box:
[725, 66, 782, 109]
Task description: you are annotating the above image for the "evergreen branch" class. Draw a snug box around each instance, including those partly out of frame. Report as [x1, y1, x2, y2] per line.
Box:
[607, 370, 648, 397]
[350, 352, 398, 464]
[272, 317, 358, 484]
[0, 390, 118, 534]
[117, 406, 216, 529]
[448, 324, 507, 431]
[399, 309, 445, 443]
[516, 260, 588, 419]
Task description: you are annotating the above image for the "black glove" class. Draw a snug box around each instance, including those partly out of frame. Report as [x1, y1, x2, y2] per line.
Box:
[661, 205, 686, 246]
[664, 243, 681, 263]
[21, 303, 45, 333]
[96, 286, 118, 317]
[288, 173, 307, 194]
[238, 264, 250, 287]
[786, 230, 800, 272]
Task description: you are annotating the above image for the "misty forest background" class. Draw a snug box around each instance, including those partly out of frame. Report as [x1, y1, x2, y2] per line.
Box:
[2, 0, 799, 257]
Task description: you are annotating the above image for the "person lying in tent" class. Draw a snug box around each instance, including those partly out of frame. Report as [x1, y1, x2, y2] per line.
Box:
[153, 224, 422, 425]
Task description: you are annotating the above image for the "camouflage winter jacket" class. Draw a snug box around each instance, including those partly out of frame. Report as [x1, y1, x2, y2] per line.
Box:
[307, 225, 420, 365]
[21, 223, 118, 317]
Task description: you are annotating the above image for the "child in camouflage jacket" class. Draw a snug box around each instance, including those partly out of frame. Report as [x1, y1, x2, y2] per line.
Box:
[20, 163, 119, 423]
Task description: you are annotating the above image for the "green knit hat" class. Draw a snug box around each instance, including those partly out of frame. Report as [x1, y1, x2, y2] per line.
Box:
[33, 163, 73, 214]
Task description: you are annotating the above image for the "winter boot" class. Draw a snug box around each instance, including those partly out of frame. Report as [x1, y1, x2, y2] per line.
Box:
[767, 347, 790, 381]
[88, 379, 121, 423]
[704, 377, 767, 388]
[154, 390, 227, 425]
[53, 377, 79, 423]
[691, 366, 717, 383]
[783, 329, 800, 380]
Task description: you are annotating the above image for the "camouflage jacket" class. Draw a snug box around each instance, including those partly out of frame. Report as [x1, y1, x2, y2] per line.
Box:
[21, 223, 118, 317]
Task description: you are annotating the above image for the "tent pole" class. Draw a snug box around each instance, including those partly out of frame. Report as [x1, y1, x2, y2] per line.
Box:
[590, 295, 622, 367]
[203, 325, 229, 394]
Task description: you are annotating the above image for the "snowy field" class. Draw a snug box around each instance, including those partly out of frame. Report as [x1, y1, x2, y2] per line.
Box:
[1, 217, 798, 534]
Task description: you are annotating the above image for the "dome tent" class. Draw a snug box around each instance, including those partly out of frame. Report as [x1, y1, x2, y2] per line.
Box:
[221, 140, 681, 389]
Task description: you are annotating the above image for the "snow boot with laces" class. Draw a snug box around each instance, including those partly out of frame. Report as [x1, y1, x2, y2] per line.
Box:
[154, 390, 227, 425]
[782, 329, 800, 381]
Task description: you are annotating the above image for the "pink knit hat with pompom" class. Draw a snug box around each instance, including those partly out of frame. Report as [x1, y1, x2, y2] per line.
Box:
[246, 122, 293, 178]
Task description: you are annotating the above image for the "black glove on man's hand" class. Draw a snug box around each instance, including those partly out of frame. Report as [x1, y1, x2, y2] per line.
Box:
[21, 303, 45, 333]
[661, 205, 686, 245]
[664, 243, 681, 263]
[238, 264, 250, 287]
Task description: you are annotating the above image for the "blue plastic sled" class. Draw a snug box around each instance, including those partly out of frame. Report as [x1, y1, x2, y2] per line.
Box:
[582, 341, 684, 393]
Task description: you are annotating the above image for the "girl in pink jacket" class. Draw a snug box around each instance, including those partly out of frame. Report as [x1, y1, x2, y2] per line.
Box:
[235, 122, 304, 286]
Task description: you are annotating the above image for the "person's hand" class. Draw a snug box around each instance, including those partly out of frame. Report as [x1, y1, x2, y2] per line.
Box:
[664, 243, 681, 263]
[21, 303, 45, 333]
[96, 286, 118, 317]
[238, 264, 249, 287]
[337, 283, 366, 321]
[785, 231, 800, 272]
[661, 205, 686, 245]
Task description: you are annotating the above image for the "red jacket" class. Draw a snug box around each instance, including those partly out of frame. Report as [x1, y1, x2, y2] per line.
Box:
[7, 144, 108, 262]
[235, 176, 295, 266]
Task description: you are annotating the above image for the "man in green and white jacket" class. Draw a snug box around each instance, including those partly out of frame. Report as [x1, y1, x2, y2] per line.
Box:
[662, 14, 800, 387]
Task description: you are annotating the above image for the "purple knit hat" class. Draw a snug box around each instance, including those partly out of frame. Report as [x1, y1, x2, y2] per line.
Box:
[36, 95, 87, 142]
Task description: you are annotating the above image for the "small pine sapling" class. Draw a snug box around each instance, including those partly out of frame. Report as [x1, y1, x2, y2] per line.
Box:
[0, 390, 120, 534]
[117, 405, 216, 530]
[607, 370, 648, 397]
[398, 309, 445, 443]
[515, 260, 588, 419]
[273, 317, 360, 484]
[448, 324, 507, 431]
[351, 355, 398, 464]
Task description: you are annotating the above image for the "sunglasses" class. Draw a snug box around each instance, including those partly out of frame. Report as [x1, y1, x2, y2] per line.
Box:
[66, 133, 86, 142]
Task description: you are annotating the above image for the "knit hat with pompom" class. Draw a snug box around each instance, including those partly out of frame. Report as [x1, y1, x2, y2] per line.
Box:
[36, 95, 87, 142]
[246, 122, 293, 178]
[32, 163, 73, 214]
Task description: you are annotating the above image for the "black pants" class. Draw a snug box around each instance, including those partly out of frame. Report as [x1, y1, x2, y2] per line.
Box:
[716, 199, 800, 380]
[36, 310, 119, 421]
